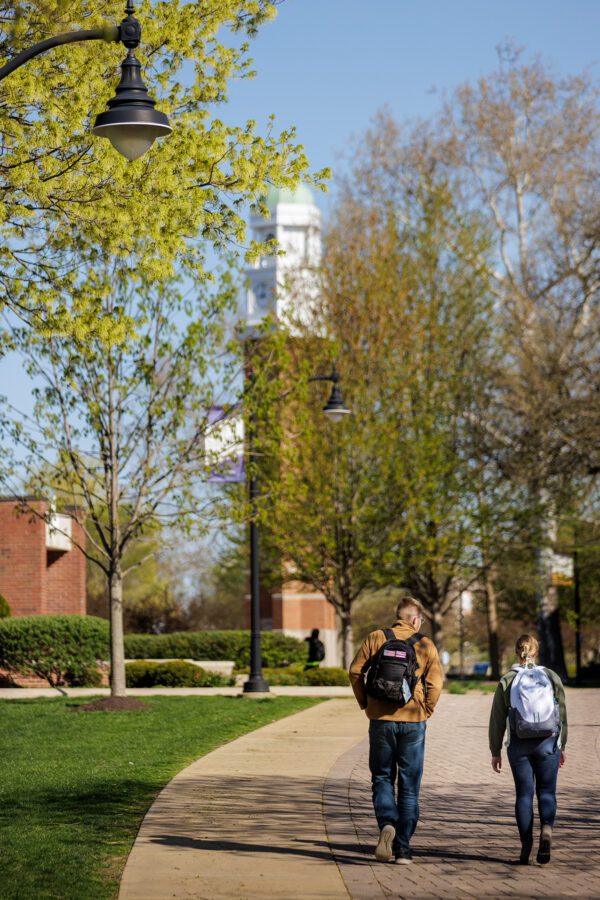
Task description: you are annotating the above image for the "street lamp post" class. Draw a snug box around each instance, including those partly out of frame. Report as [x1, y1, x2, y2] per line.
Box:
[243, 364, 351, 694]
[458, 589, 472, 680]
[0, 1, 172, 161]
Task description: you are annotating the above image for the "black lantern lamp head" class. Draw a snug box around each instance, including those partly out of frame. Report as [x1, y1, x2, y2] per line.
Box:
[321, 364, 351, 423]
[92, 1, 172, 160]
[323, 382, 351, 422]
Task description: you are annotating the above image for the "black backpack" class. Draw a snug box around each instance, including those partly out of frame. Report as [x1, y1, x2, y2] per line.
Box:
[314, 640, 325, 662]
[365, 628, 423, 705]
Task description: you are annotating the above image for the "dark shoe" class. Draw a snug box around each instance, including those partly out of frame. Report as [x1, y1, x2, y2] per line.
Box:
[519, 837, 533, 865]
[374, 823, 395, 862]
[394, 849, 413, 865]
[537, 825, 552, 864]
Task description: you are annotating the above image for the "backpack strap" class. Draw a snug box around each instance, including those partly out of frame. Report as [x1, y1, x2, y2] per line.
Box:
[407, 632, 423, 646]
[406, 632, 425, 695]
[383, 627, 396, 641]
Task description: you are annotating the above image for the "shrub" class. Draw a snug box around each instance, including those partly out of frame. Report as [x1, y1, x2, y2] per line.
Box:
[0, 594, 11, 618]
[124, 630, 306, 670]
[257, 666, 349, 686]
[125, 660, 234, 688]
[67, 665, 103, 687]
[0, 615, 109, 689]
[303, 666, 349, 686]
[447, 679, 496, 694]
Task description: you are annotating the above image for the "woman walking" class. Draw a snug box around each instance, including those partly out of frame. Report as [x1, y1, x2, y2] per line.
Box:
[489, 634, 567, 865]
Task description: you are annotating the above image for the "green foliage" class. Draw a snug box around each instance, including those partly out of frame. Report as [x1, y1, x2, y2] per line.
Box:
[0, 0, 327, 339]
[0, 594, 11, 618]
[67, 664, 104, 688]
[352, 590, 404, 645]
[254, 112, 495, 660]
[0, 615, 109, 688]
[124, 630, 306, 669]
[182, 536, 247, 630]
[0, 696, 320, 899]
[257, 666, 349, 686]
[125, 660, 233, 687]
[303, 667, 349, 686]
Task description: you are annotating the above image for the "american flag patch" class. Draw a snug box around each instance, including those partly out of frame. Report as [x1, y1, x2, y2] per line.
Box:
[383, 650, 407, 658]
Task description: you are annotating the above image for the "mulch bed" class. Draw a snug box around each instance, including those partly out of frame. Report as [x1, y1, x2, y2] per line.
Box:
[71, 697, 151, 712]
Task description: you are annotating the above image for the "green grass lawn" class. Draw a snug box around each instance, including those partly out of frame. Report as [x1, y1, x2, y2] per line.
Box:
[446, 679, 497, 694]
[0, 695, 321, 900]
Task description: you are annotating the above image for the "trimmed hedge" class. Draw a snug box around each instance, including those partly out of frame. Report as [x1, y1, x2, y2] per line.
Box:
[0, 615, 109, 688]
[125, 660, 234, 688]
[124, 630, 306, 670]
[257, 666, 349, 686]
[0, 594, 11, 618]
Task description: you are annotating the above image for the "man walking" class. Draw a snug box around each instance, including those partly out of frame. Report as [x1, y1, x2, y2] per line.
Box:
[349, 596, 443, 864]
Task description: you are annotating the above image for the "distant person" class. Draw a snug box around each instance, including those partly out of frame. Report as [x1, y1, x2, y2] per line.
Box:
[304, 628, 325, 670]
[489, 634, 567, 865]
[349, 597, 443, 865]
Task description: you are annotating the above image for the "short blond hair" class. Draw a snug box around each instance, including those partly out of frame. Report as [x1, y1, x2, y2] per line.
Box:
[396, 596, 425, 621]
[515, 634, 539, 663]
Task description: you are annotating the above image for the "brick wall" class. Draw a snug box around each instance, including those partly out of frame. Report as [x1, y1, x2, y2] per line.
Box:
[46, 512, 87, 615]
[0, 500, 47, 615]
[0, 498, 86, 617]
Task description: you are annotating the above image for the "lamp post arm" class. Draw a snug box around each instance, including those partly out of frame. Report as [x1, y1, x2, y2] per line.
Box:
[308, 361, 339, 386]
[307, 374, 335, 385]
[0, 25, 120, 81]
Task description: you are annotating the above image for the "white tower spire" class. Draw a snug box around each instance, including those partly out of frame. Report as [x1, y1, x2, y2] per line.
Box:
[243, 184, 322, 330]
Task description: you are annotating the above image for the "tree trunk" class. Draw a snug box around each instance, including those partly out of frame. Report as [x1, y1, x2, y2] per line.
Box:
[430, 607, 444, 650]
[536, 578, 568, 680]
[339, 610, 353, 669]
[534, 497, 567, 680]
[535, 533, 567, 680]
[484, 568, 501, 680]
[109, 567, 127, 697]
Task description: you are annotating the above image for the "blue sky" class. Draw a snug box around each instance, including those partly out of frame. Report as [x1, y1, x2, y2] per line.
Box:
[225, 0, 600, 205]
[3, 0, 600, 411]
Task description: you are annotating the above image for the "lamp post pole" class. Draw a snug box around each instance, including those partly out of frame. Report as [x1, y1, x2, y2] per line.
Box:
[242, 360, 350, 695]
[573, 544, 582, 685]
[458, 589, 472, 680]
[459, 592, 465, 680]
[243, 364, 269, 694]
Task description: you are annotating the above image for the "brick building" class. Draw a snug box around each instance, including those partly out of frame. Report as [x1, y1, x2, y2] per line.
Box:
[0, 497, 86, 616]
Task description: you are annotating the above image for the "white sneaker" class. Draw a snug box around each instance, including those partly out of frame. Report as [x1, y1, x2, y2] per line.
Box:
[374, 823, 396, 862]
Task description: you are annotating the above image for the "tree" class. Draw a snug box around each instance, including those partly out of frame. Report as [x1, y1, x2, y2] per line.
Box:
[86, 523, 175, 633]
[439, 49, 600, 676]
[258, 113, 494, 661]
[0, 0, 326, 339]
[167, 533, 247, 631]
[3, 266, 266, 696]
[0, 1, 324, 697]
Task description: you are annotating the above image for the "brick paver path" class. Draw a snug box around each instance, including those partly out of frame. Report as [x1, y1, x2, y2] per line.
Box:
[325, 689, 600, 899]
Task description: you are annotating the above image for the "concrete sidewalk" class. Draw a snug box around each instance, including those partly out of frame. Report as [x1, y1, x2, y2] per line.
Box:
[119, 699, 364, 900]
[119, 690, 600, 900]
[0, 686, 354, 699]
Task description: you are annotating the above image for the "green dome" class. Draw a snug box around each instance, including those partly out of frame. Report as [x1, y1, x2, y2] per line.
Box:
[265, 183, 315, 208]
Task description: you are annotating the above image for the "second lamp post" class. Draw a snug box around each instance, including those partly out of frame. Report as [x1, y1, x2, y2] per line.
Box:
[243, 365, 350, 694]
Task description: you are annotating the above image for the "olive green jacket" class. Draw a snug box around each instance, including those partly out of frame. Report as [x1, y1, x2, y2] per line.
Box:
[488, 665, 568, 755]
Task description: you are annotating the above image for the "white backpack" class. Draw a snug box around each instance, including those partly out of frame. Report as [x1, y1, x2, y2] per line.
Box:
[509, 665, 560, 739]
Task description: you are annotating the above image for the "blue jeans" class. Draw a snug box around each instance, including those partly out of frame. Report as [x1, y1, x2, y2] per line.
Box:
[507, 734, 560, 842]
[368, 720, 427, 852]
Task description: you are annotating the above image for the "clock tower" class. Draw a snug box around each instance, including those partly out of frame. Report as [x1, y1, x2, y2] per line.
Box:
[243, 184, 322, 329]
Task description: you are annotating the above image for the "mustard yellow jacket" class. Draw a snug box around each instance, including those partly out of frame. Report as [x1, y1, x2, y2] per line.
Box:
[349, 619, 444, 721]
